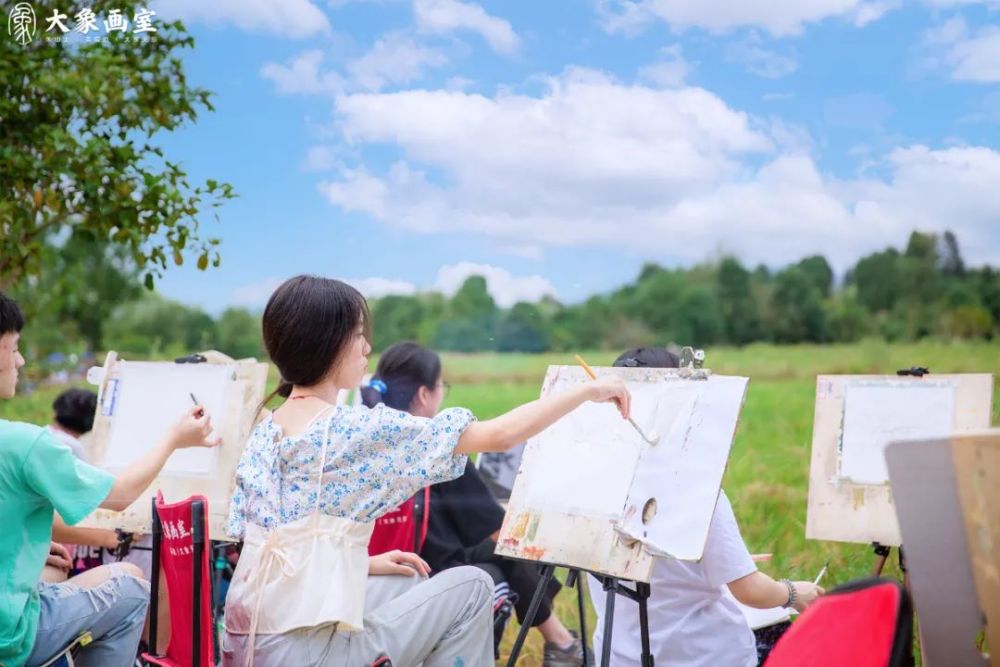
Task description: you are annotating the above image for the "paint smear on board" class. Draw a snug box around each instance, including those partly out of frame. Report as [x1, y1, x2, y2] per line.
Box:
[526, 514, 541, 541]
[522, 545, 547, 560]
[852, 488, 866, 510]
[508, 513, 531, 541]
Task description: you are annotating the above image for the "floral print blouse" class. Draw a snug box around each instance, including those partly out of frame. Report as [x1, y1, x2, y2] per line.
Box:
[227, 404, 475, 540]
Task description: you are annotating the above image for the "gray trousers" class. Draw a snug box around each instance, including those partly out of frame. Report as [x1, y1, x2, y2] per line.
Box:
[222, 565, 494, 667]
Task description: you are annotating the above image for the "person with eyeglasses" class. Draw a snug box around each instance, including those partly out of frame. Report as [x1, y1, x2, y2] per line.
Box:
[360, 341, 592, 667]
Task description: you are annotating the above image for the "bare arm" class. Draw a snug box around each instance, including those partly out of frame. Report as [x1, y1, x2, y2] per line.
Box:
[455, 378, 630, 455]
[728, 571, 824, 612]
[52, 513, 119, 549]
[100, 406, 220, 511]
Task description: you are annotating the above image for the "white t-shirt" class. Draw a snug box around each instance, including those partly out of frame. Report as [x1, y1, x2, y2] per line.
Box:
[589, 491, 758, 667]
[46, 425, 87, 462]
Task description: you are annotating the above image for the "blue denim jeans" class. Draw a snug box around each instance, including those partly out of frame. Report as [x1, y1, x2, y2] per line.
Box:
[25, 563, 150, 667]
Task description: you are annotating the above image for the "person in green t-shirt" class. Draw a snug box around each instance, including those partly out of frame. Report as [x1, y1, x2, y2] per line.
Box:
[0, 292, 221, 667]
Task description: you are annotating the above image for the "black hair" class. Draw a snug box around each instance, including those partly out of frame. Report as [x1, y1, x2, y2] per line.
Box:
[360, 342, 441, 412]
[53, 388, 98, 435]
[261, 275, 371, 406]
[613, 346, 680, 369]
[0, 292, 25, 336]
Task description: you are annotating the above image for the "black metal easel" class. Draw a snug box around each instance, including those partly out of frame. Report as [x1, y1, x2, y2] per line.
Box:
[504, 564, 654, 667]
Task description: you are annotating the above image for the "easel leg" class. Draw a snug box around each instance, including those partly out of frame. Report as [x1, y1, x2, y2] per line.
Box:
[899, 548, 926, 666]
[601, 578, 616, 667]
[637, 582, 654, 667]
[574, 571, 590, 667]
[505, 564, 556, 667]
[871, 542, 891, 576]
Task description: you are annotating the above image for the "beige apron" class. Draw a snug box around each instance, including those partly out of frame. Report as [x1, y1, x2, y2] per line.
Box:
[225, 410, 375, 665]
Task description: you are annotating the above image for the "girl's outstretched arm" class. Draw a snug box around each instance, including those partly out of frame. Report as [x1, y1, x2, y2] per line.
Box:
[455, 376, 630, 454]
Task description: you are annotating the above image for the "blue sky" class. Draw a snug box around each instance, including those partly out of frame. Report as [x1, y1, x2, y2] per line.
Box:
[146, 0, 999, 313]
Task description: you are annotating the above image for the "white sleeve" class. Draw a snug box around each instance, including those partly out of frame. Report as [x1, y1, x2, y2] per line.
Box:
[701, 491, 757, 588]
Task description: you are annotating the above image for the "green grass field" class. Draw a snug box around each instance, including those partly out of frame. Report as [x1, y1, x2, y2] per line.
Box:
[3, 339, 997, 665]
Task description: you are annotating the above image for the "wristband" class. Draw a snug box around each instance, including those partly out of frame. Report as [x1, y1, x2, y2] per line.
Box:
[780, 578, 798, 609]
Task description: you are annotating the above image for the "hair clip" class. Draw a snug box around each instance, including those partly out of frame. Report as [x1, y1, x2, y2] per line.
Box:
[368, 379, 388, 395]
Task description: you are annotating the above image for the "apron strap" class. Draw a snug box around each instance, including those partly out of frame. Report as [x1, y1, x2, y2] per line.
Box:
[314, 408, 336, 511]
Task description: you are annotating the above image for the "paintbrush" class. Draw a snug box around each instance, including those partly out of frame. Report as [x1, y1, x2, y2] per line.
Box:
[574, 354, 659, 446]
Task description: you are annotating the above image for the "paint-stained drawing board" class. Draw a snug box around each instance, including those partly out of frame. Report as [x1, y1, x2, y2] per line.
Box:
[885, 436, 988, 667]
[81, 352, 268, 539]
[805, 373, 993, 546]
[496, 365, 748, 582]
[951, 431, 1000, 666]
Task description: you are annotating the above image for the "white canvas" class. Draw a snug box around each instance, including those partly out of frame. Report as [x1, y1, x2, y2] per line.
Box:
[498, 366, 747, 578]
[840, 381, 955, 485]
[102, 362, 232, 476]
[621, 376, 746, 560]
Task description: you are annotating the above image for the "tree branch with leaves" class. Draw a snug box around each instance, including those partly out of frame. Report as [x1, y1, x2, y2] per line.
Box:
[0, 0, 235, 290]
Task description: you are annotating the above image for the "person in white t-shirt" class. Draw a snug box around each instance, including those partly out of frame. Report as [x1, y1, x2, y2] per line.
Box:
[588, 347, 825, 667]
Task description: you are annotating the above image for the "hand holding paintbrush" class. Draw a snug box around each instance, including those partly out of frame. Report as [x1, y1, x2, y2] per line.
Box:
[575, 355, 658, 445]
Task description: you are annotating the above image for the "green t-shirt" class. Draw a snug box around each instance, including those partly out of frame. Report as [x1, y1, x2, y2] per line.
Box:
[0, 420, 114, 666]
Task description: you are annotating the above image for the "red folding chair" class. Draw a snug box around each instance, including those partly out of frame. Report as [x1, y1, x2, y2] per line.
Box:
[141, 492, 215, 667]
[765, 577, 914, 667]
[368, 487, 431, 556]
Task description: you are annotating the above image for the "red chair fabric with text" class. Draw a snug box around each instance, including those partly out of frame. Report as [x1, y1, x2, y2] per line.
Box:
[141, 491, 214, 667]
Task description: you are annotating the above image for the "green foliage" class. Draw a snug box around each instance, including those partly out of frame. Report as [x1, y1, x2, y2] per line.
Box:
[0, 0, 235, 290]
[497, 302, 549, 353]
[371, 295, 426, 350]
[103, 293, 217, 356]
[768, 266, 829, 343]
[215, 307, 263, 359]
[717, 257, 762, 345]
[11, 229, 999, 361]
[942, 305, 994, 339]
[435, 277, 498, 351]
[10, 229, 141, 352]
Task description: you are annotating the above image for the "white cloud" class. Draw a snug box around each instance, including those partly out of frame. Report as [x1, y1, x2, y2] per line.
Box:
[949, 28, 1000, 82]
[347, 33, 448, 91]
[231, 277, 285, 307]
[261, 50, 344, 96]
[231, 275, 419, 307]
[922, 19, 1000, 83]
[413, 0, 520, 53]
[639, 45, 690, 87]
[596, 0, 895, 37]
[263, 35, 449, 97]
[346, 277, 418, 298]
[725, 34, 798, 78]
[303, 146, 338, 171]
[921, 0, 1000, 7]
[434, 262, 557, 306]
[317, 68, 1000, 269]
[156, 0, 331, 38]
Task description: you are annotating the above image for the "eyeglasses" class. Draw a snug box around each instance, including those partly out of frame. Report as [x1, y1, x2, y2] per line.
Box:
[438, 380, 451, 397]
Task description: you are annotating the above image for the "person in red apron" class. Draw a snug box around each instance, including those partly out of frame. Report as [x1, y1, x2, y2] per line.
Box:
[222, 275, 631, 667]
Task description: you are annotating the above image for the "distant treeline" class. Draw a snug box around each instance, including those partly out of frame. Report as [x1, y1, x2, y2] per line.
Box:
[12, 230, 999, 363]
